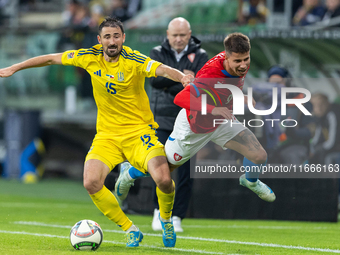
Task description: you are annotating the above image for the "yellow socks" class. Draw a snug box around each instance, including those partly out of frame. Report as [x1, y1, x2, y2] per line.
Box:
[89, 186, 132, 231]
[156, 180, 175, 220]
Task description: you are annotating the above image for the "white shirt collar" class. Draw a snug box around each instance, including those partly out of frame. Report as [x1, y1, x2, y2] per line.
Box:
[171, 45, 189, 62]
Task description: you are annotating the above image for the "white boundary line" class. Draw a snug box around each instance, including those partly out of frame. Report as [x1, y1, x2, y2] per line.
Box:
[137, 224, 330, 230]
[10, 221, 340, 254]
[0, 202, 90, 208]
[13, 220, 332, 230]
[0, 230, 222, 255]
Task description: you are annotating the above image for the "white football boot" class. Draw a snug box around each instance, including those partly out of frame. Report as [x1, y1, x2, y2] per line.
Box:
[114, 162, 135, 203]
[239, 174, 276, 202]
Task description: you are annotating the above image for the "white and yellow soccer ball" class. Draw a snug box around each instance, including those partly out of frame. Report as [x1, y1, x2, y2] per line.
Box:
[70, 220, 103, 250]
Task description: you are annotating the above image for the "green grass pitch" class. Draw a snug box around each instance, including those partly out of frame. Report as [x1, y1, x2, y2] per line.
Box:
[0, 178, 340, 255]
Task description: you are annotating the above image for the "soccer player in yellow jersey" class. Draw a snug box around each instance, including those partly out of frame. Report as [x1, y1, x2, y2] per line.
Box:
[0, 17, 193, 248]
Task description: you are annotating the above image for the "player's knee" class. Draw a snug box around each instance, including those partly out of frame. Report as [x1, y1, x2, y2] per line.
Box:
[83, 177, 103, 194]
[156, 177, 174, 194]
[252, 149, 267, 164]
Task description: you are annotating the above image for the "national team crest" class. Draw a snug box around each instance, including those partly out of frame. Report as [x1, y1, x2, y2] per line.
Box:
[187, 53, 195, 63]
[117, 72, 124, 82]
[174, 153, 182, 161]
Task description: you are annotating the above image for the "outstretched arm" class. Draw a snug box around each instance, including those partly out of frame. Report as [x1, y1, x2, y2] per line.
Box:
[155, 64, 193, 87]
[0, 53, 63, 78]
[149, 47, 178, 90]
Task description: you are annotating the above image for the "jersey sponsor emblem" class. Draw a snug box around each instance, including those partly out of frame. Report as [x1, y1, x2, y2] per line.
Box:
[174, 153, 182, 161]
[117, 72, 124, 82]
[67, 52, 75, 59]
[94, 70, 101, 76]
[106, 74, 114, 79]
[146, 60, 155, 72]
[187, 53, 196, 63]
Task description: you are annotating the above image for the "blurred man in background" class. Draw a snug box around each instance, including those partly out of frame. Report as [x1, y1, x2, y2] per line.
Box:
[310, 93, 340, 164]
[270, 66, 314, 164]
[257, 66, 315, 164]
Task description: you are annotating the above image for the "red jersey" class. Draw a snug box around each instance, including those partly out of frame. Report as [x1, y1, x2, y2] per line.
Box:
[174, 51, 248, 133]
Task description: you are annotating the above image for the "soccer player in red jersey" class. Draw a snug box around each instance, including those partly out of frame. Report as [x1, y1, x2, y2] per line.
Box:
[166, 32, 276, 202]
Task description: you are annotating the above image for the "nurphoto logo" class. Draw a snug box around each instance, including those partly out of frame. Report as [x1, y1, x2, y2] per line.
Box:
[199, 83, 312, 128]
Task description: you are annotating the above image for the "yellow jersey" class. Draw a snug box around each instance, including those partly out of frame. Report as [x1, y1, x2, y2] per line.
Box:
[61, 44, 162, 136]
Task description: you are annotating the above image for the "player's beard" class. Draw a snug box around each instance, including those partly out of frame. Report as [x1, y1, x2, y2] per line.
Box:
[105, 45, 122, 58]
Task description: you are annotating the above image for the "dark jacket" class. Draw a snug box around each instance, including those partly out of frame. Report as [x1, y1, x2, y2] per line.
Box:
[149, 36, 209, 131]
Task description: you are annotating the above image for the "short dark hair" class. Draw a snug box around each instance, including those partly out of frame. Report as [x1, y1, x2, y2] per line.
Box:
[223, 33, 250, 55]
[98, 17, 124, 35]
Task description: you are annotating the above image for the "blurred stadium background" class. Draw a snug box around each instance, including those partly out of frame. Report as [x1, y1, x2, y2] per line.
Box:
[0, 0, 340, 224]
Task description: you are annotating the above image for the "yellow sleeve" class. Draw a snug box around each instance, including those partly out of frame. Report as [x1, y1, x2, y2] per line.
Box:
[61, 49, 85, 69]
[141, 57, 162, 78]
[133, 52, 162, 77]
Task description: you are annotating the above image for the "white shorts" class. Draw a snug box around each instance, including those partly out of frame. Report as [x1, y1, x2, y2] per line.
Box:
[165, 109, 247, 165]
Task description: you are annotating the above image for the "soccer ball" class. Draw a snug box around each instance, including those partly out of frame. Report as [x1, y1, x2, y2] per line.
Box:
[70, 220, 103, 250]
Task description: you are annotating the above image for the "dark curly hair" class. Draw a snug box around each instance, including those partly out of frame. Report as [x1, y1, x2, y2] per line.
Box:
[223, 33, 250, 55]
[98, 17, 124, 35]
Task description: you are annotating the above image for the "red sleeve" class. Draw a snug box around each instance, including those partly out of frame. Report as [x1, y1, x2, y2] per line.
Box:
[174, 85, 215, 113]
